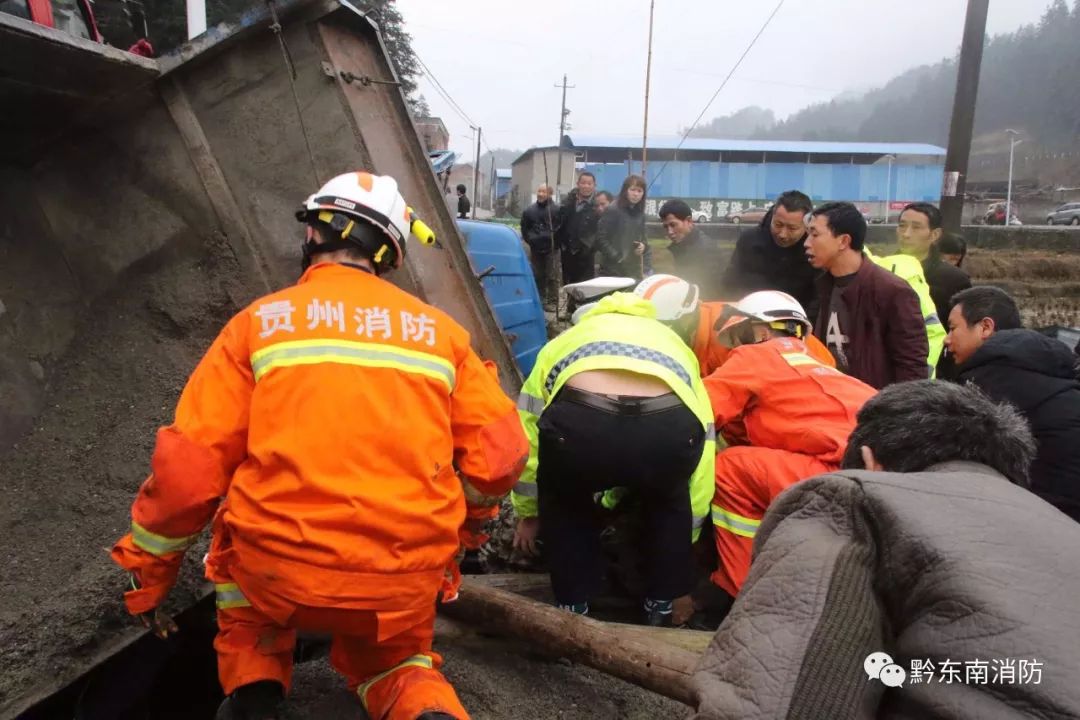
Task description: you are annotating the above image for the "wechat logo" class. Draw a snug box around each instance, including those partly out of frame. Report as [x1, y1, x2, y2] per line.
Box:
[865, 651, 906, 688]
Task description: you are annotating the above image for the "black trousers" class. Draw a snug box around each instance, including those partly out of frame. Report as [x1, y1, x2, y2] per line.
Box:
[529, 249, 558, 307]
[560, 249, 595, 285]
[536, 389, 704, 605]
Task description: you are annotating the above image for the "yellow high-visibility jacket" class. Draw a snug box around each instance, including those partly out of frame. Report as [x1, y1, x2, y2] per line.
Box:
[511, 293, 717, 540]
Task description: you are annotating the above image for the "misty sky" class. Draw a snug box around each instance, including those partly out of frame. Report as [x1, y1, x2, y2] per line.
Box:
[395, 0, 1054, 161]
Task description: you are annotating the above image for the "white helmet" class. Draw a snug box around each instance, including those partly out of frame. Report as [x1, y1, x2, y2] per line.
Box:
[719, 290, 812, 337]
[296, 171, 422, 273]
[633, 274, 700, 322]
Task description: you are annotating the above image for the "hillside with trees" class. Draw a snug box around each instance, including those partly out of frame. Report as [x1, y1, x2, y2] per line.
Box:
[693, 0, 1080, 156]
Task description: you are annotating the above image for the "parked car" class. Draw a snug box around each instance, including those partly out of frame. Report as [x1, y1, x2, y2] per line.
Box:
[725, 206, 770, 225]
[690, 208, 712, 224]
[1047, 202, 1080, 226]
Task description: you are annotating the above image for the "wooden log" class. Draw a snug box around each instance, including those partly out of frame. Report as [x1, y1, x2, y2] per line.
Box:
[439, 578, 702, 706]
[461, 573, 552, 597]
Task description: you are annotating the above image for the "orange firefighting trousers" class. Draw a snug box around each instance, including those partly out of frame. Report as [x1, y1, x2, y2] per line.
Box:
[710, 446, 836, 597]
[213, 572, 468, 720]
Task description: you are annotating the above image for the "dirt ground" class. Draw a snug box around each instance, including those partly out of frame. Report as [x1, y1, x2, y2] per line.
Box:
[0, 235, 253, 716]
[287, 623, 687, 720]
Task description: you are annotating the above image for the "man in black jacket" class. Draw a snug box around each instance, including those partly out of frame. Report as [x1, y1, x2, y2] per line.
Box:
[721, 190, 818, 316]
[520, 184, 559, 309]
[948, 286, 1080, 521]
[555, 172, 600, 284]
[659, 199, 720, 300]
[455, 183, 471, 220]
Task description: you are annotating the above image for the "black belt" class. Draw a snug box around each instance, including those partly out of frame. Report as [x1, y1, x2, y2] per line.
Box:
[559, 386, 683, 416]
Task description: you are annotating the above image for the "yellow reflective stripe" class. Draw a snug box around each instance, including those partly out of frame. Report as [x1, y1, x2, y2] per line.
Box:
[214, 582, 251, 610]
[130, 520, 198, 557]
[357, 654, 434, 707]
[711, 504, 761, 538]
[780, 352, 821, 368]
[250, 339, 455, 389]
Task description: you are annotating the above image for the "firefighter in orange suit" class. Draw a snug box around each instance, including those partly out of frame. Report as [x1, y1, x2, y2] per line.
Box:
[691, 299, 836, 377]
[111, 172, 528, 720]
[703, 291, 875, 598]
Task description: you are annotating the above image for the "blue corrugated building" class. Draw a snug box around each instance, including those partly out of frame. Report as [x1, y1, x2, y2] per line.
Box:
[510, 134, 946, 219]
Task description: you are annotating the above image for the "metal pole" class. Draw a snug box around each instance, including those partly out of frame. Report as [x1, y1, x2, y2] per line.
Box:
[939, 0, 990, 233]
[489, 154, 496, 213]
[473, 126, 481, 220]
[884, 155, 894, 223]
[642, 0, 655, 178]
[1005, 129, 1019, 224]
[555, 74, 573, 198]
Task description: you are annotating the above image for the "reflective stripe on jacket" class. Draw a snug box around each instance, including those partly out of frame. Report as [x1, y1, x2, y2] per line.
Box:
[111, 262, 527, 615]
[511, 292, 717, 540]
[704, 336, 875, 462]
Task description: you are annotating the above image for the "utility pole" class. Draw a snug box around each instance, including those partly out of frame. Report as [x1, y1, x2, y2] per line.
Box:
[489, 153, 496, 213]
[642, 0, 655, 178]
[472, 126, 481, 220]
[939, 0, 990, 233]
[1006, 129, 1021, 224]
[554, 74, 574, 198]
[883, 154, 896, 223]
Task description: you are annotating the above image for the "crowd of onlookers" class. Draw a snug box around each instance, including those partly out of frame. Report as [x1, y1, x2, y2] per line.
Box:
[512, 175, 1080, 716]
[520, 176, 1080, 525]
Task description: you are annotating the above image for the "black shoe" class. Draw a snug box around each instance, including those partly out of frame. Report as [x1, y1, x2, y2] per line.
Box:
[644, 608, 673, 627]
[643, 598, 674, 627]
[216, 680, 284, 720]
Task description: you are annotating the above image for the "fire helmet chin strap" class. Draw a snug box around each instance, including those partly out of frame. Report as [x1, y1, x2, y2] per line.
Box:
[299, 209, 397, 275]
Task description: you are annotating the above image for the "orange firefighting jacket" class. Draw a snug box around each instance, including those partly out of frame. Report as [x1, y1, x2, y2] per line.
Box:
[111, 263, 527, 617]
[692, 301, 835, 377]
[703, 336, 875, 462]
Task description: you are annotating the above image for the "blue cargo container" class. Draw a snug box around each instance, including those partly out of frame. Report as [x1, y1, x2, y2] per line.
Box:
[457, 220, 547, 376]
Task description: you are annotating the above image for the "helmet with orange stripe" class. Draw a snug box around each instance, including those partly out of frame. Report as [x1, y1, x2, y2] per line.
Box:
[296, 171, 429, 275]
[633, 274, 701, 344]
[715, 290, 812, 347]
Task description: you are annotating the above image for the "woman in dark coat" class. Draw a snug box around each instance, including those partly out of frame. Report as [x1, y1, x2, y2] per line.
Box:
[595, 174, 652, 280]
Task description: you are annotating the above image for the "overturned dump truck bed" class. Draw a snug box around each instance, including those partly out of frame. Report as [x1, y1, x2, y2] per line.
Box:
[0, 3, 533, 715]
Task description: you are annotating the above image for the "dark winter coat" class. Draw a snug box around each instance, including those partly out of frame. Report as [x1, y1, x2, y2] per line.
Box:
[457, 194, 470, 219]
[693, 462, 1080, 720]
[813, 256, 929, 389]
[520, 200, 558, 255]
[669, 227, 720, 300]
[923, 248, 972, 379]
[922, 248, 972, 322]
[554, 189, 600, 255]
[722, 209, 820, 315]
[595, 202, 651, 280]
[958, 329, 1080, 521]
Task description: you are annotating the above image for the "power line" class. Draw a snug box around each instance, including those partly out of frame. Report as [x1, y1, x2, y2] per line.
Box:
[413, 51, 503, 162]
[414, 53, 477, 128]
[648, 0, 786, 191]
